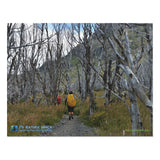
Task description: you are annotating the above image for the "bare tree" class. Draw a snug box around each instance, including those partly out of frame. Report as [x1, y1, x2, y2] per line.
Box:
[93, 23, 152, 135]
[72, 23, 97, 114]
[110, 24, 152, 135]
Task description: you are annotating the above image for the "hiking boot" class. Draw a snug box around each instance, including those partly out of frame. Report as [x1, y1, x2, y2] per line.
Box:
[69, 116, 71, 120]
[72, 115, 74, 119]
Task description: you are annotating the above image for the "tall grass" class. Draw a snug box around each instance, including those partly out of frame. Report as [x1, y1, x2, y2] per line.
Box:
[7, 91, 152, 136]
[7, 102, 66, 136]
[77, 92, 152, 136]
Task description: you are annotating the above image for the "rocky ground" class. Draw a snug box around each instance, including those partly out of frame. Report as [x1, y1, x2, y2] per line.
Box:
[41, 114, 98, 136]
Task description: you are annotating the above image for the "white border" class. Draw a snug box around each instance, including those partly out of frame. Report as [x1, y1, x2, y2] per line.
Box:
[1, 0, 160, 160]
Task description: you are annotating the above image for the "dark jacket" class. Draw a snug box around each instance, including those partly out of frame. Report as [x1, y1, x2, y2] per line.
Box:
[65, 97, 67, 106]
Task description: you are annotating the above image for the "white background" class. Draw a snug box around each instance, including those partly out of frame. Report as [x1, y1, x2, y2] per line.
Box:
[0, 0, 160, 160]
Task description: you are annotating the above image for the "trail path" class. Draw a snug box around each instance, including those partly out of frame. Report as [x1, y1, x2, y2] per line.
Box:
[41, 114, 98, 136]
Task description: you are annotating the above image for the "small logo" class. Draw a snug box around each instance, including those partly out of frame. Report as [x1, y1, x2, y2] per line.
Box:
[11, 125, 18, 132]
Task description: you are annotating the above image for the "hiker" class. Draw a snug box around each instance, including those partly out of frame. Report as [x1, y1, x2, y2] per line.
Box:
[65, 91, 76, 120]
[57, 95, 61, 105]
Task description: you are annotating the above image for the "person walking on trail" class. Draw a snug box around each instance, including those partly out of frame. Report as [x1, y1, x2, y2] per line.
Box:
[65, 91, 76, 120]
[57, 95, 61, 105]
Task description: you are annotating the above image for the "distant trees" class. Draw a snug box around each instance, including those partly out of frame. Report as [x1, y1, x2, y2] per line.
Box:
[7, 23, 153, 135]
[7, 23, 29, 103]
[72, 23, 97, 115]
[45, 23, 64, 104]
[94, 24, 120, 107]
[64, 24, 75, 93]
[7, 23, 65, 105]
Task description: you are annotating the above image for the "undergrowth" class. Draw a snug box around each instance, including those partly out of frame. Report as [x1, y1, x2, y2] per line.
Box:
[7, 91, 152, 136]
[7, 101, 65, 136]
[77, 96, 152, 136]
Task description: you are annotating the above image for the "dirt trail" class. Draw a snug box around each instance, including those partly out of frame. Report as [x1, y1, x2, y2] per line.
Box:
[41, 114, 98, 136]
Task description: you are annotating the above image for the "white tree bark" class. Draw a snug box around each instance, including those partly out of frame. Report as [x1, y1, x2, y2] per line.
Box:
[119, 64, 152, 108]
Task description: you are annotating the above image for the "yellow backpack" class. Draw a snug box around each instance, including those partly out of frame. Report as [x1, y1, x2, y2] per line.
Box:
[67, 94, 76, 107]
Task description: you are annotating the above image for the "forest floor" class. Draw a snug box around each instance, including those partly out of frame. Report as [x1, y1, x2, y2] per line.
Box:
[41, 114, 98, 136]
[8, 90, 151, 136]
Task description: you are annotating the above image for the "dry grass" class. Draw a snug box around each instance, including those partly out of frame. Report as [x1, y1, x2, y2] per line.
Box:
[7, 102, 65, 136]
[7, 91, 152, 136]
[78, 91, 152, 136]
